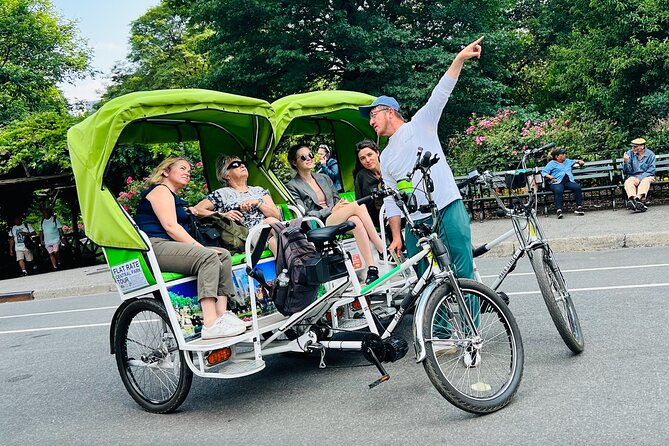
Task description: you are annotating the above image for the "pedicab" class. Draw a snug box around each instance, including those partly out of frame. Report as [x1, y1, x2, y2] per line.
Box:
[67, 88, 523, 415]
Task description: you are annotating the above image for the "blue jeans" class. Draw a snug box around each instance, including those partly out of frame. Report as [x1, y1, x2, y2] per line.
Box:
[549, 177, 583, 210]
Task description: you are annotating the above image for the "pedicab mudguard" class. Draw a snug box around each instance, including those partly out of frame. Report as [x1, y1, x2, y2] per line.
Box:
[412, 280, 447, 364]
[109, 297, 139, 354]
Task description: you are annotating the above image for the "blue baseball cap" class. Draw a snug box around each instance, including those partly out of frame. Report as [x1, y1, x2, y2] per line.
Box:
[359, 95, 401, 118]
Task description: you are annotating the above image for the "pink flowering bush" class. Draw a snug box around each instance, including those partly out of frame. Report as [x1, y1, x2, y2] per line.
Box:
[117, 161, 208, 215]
[448, 107, 627, 174]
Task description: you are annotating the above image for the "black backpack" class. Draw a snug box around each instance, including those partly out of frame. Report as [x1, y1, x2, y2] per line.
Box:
[268, 219, 320, 316]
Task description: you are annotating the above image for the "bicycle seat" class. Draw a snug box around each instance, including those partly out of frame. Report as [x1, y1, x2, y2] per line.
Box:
[307, 221, 355, 243]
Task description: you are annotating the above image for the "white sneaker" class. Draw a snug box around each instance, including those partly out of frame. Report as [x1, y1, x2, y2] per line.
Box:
[201, 319, 245, 339]
[220, 311, 252, 328]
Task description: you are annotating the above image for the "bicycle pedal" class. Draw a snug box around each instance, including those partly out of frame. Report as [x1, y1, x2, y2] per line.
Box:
[368, 374, 390, 389]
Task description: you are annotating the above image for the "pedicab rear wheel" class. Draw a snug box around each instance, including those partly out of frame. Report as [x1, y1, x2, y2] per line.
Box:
[114, 298, 193, 413]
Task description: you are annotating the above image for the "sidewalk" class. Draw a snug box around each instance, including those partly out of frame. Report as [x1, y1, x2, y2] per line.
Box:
[2, 204, 668, 300]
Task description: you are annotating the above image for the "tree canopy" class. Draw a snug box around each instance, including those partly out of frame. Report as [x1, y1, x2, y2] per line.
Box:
[0, 0, 92, 125]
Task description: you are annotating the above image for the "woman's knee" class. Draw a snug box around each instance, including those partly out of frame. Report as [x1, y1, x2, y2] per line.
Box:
[348, 215, 363, 228]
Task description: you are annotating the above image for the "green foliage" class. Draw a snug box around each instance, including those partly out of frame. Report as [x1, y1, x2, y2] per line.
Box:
[514, 0, 669, 135]
[191, 0, 518, 135]
[100, 2, 212, 104]
[0, 0, 92, 125]
[448, 106, 628, 174]
[0, 112, 83, 175]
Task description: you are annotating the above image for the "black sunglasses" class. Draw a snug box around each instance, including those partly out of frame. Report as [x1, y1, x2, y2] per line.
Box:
[299, 153, 315, 161]
[227, 160, 246, 169]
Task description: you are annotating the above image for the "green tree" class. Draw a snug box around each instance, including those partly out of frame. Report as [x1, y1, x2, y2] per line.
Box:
[0, 0, 92, 125]
[514, 0, 669, 135]
[190, 0, 519, 135]
[100, 2, 212, 102]
[0, 112, 83, 176]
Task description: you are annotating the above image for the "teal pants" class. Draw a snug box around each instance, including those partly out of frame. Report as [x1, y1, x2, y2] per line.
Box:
[404, 199, 475, 279]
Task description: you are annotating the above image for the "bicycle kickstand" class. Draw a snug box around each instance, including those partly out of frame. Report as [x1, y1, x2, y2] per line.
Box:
[367, 347, 390, 389]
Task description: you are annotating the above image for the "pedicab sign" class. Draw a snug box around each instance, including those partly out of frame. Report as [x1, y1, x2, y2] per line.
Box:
[110, 259, 149, 293]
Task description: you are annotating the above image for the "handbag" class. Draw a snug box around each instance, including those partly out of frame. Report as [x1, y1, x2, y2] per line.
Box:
[186, 214, 223, 248]
[21, 224, 35, 250]
[208, 213, 249, 252]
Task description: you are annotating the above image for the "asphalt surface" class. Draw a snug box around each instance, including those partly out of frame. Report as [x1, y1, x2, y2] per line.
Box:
[1, 247, 668, 444]
[1, 203, 668, 299]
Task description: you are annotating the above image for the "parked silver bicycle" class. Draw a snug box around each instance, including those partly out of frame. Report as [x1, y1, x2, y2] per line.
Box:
[469, 143, 585, 354]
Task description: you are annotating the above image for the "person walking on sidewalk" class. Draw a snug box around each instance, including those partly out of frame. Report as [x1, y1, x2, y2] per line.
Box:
[358, 36, 484, 280]
[541, 148, 586, 219]
[8, 215, 36, 276]
[39, 209, 64, 270]
[622, 137, 656, 213]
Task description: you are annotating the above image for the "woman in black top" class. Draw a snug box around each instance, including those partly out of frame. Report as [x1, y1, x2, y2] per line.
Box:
[353, 140, 384, 227]
[134, 157, 247, 339]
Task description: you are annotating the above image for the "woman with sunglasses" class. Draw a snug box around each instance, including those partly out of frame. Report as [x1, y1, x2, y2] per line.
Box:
[286, 144, 385, 284]
[135, 157, 247, 339]
[194, 155, 281, 251]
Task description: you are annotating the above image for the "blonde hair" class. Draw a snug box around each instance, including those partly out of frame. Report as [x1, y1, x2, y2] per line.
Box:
[216, 155, 242, 186]
[149, 156, 192, 184]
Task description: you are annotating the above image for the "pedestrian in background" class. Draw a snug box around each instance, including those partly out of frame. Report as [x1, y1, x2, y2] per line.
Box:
[541, 148, 586, 219]
[39, 208, 64, 270]
[622, 137, 656, 212]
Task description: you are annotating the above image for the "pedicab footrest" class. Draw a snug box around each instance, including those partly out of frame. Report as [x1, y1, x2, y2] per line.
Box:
[216, 359, 266, 378]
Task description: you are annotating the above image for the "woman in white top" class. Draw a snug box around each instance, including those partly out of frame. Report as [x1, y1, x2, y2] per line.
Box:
[39, 208, 64, 270]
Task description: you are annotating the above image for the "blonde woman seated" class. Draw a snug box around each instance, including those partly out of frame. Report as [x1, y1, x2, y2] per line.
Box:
[286, 144, 385, 284]
[134, 157, 247, 339]
[194, 155, 281, 252]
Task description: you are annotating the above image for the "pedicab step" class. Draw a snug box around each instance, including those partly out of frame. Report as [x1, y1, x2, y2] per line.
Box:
[216, 359, 266, 378]
[338, 318, 370, 330]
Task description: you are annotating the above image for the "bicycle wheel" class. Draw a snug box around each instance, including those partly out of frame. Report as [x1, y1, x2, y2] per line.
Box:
[529, 247, 584, 353]
[114, 298, 193, 413]
[422, 279, 524, 414]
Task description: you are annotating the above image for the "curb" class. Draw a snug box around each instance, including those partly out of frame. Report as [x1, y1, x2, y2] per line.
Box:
[32, 284, 117, 300]
[0, 291, 34, 303]
[476, 231, 669, 258]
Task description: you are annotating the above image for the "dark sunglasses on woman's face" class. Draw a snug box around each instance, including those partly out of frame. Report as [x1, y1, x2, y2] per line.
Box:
[227, 160, 246, 169]
[299, 153, 314, 161]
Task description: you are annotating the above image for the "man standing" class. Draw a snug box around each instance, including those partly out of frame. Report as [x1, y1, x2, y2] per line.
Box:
[8, 215, 36, 276]
[359, 37, 484, 279]
[622, 137, 656, 212]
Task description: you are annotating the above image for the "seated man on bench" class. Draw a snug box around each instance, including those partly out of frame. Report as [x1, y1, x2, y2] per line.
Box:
[541, 148, 586, 219]
[622, 138, 656, 213]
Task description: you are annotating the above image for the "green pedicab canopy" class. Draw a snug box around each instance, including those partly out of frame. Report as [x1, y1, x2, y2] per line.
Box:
[67, 89, 274, 250]
[270, 90, 380, 193]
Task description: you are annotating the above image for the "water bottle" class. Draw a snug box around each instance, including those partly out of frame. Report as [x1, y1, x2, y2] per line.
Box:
[277, 269, 289, 287]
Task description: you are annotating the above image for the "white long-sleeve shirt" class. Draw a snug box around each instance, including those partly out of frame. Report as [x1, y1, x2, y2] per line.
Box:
[380, 73, 461, 220]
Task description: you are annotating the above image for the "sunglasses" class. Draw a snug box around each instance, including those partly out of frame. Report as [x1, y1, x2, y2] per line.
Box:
[227, 160, 246, 170]
[299, 153, 315, 161]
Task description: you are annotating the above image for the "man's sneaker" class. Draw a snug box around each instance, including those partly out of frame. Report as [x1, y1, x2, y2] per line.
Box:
[220, 311, 252, 328]
[201, 319, 245, 339]
[574, 206, 585, 216]
[556, 209, 563, 219]
[21, 270, 28, 276]
[634, 200, 647, 212]
[626, 198, 637, 210]
[365, 266, 379, 284]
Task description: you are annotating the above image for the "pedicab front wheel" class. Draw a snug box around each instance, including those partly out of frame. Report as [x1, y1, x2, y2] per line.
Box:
[114, 298, 193, 413]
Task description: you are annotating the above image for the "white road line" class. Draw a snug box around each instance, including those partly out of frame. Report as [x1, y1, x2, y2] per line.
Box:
[0, 322, 110, 335]
[507, 281, 669, 296]
[479, 262, 669, 279]
[0, 306, 117, 320]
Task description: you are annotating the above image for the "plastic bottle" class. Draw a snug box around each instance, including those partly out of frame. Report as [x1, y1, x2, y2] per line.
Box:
[277, 269, 289, 287]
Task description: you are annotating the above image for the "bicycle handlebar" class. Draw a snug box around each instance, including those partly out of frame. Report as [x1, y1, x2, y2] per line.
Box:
[524, 142, 555, 156]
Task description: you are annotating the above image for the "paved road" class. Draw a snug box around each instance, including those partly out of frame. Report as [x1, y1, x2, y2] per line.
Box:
[1, 247, 668, 445]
